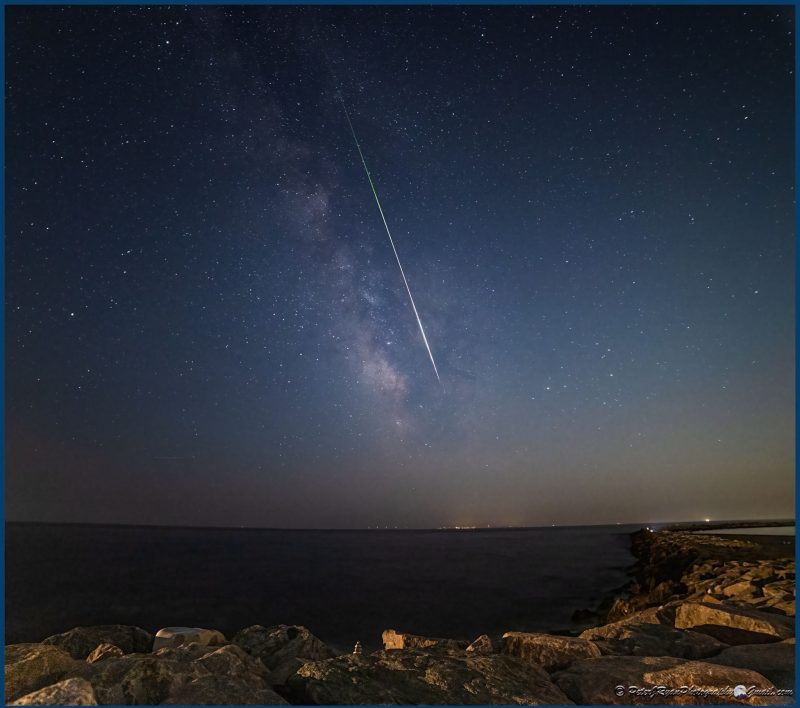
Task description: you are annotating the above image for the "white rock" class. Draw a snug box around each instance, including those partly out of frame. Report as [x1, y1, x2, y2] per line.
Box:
[152, 627, 226, 652]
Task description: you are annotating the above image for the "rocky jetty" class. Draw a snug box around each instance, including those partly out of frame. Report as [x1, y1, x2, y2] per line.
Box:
[4, 527, 795, 705]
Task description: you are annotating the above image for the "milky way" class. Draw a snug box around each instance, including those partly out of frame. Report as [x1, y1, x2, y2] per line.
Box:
[5, 5, 795, 528]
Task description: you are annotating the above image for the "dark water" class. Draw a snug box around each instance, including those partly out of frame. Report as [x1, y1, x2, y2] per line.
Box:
[6, 523, 637, 652]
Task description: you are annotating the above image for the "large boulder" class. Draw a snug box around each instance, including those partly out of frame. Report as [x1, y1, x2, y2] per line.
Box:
[382, 629, 469, 653]
[42, 626, 153, 660]
[232, 624, 336, 684]
[674, 602, 794, 645]
[707, 640, 795, 690]
[5, 644, 83, 703]
[158, 646, 288, 705]
[74, 654, 191, 705]
[552, 655, 785, 705]
[286, 650, 573, 705]
[159, 675, 288, 705]
[152, 627, 226, 652]
[77, 643, 276, 705]
[501, 632, 601, 671]
[9, 677, 97, 706]
[581, 603, 679, 637]
[581, 622, 727, 659]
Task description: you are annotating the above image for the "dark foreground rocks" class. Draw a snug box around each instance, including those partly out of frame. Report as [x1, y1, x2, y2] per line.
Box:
[232, 624, 337, 684]
[552, 655, 789, 705]
[501, 632, 601, 671]
[285, 650, 572, 705]
[42, 625, 153, 660]
[9, 677, 98, 706]
[4, 528, 795, 705]
[6, 611, 793, 705]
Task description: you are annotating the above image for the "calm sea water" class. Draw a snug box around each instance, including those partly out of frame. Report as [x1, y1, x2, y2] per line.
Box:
[5, 523, 637, 651]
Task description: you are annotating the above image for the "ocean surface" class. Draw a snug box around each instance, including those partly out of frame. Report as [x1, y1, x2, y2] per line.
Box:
[5, 523, 638, 652]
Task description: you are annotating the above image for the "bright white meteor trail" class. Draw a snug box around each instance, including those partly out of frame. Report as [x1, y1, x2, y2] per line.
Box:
[333, 90, 442, 384]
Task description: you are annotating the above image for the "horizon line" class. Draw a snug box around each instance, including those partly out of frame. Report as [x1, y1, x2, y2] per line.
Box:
[4, 517, 795, 533]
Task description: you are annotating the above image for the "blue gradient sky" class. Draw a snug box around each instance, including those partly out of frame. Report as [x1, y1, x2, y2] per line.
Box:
[6, 5, 795, 527]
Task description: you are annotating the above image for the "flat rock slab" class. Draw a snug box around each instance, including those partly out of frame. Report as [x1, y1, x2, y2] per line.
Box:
[42, 626, 152, 660]
[501, 632, 601, 671]
[286, 650, 573, 705]
[675, 602, 794, 645]
[553, 655, 788, 705]
[382, 629, 469, 653]
[9, 678, 98, 706]
[581, 622, 727, 659]
[5, 644, 84, 703]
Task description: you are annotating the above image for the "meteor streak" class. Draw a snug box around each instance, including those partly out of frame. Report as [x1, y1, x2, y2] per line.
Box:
[332, 86, 441, 384]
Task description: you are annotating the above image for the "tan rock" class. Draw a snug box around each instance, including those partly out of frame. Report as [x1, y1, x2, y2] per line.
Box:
[287, 650, 572, 705]
[466, 634, 497, 655]
[501, 632, 601, 671]
[382, 629, 468, 652]
[581, 622, 727, 659]
[4, 644, 83, 703]
[85, 643, 123, 664]
[674, 602, 794, 645]
[578, 604, 677, 641]
[723, 581, 759, 598]
[553, 655, 785, 705]
[9, 677, 97, 706]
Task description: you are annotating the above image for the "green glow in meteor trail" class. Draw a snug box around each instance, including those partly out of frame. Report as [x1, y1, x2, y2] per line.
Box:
[334, 91, 442, 384]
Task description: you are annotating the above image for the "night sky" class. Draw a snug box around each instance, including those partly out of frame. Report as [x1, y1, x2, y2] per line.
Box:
[6, 5, 795, 528]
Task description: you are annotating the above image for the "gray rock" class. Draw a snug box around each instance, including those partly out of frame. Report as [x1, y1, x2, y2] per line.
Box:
[501, 632, 601, 671]
[674, 601, 795, 645]
[4, 644, 83, 703]
[77, 643, 275, 705]
[9, 677, 97, 706]
[75, 654, 191, 705]
[42, 626, 153, 660]
[286, 650, 573, 705]
[159, 675, 289, 705]
[232, 624, 336, 685]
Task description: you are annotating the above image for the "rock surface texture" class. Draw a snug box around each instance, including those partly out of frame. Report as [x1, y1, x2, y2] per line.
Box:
[285, 650, 573, 705]
[9, 677, 98, 706]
